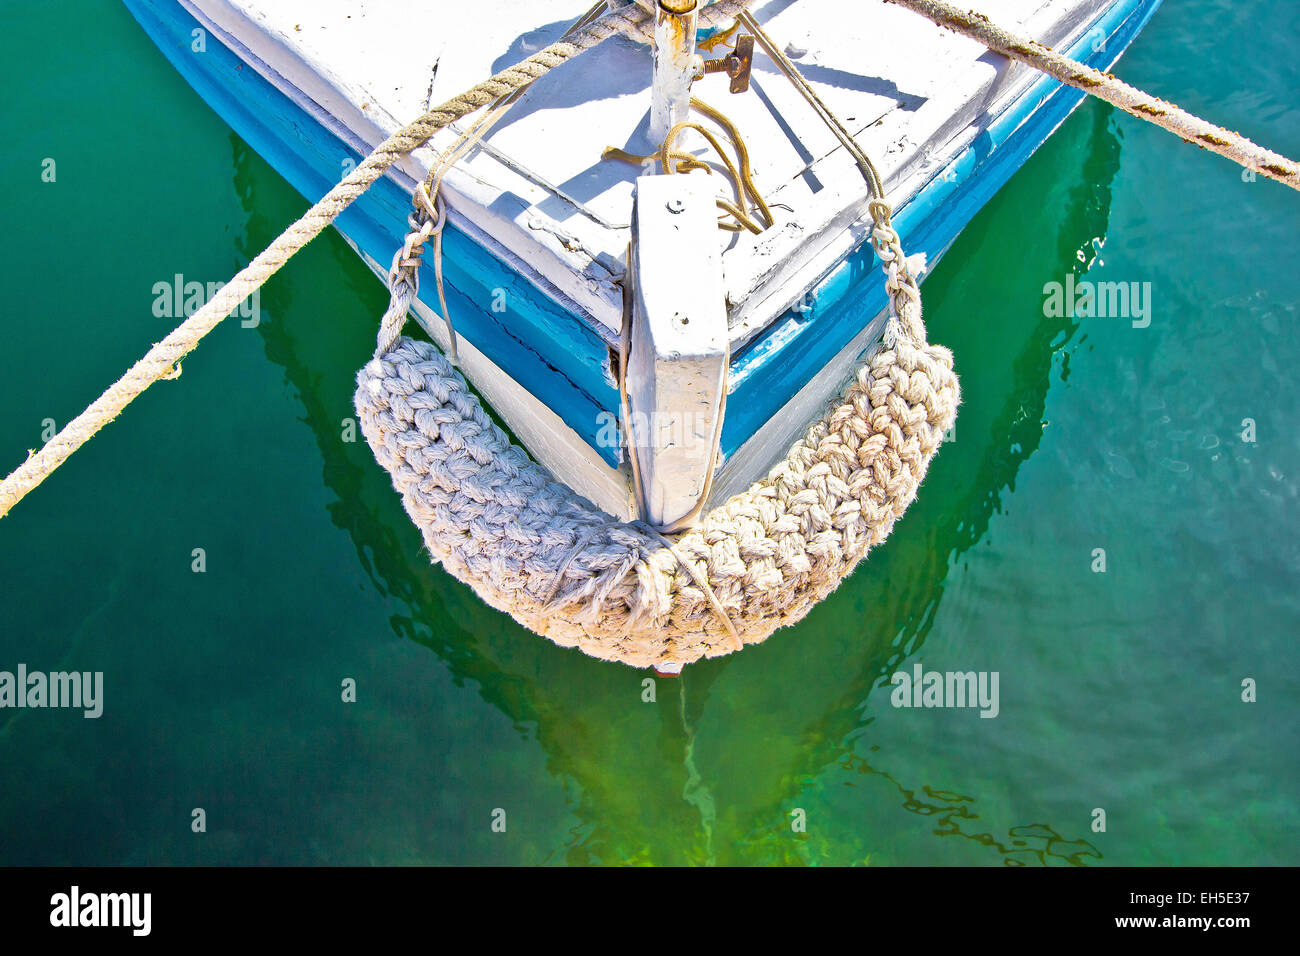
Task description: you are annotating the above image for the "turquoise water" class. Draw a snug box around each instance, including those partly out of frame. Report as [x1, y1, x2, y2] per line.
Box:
[1, 1, 1296, 865]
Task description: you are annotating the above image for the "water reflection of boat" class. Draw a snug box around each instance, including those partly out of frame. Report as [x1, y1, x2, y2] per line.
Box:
[231, 82, 1122, 862]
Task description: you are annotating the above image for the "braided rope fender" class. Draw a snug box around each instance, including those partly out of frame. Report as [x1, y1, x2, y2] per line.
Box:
[354, 260, 960, 668]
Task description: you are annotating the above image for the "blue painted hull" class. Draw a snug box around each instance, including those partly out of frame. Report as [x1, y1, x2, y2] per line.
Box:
[123, 0, 1160, 473]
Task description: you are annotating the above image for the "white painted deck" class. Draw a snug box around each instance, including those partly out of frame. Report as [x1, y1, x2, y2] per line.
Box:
[182, 0, 1110, 343]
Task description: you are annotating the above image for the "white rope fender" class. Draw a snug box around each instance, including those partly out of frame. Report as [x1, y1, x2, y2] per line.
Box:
[354, 4, 960, 668]
[354, 202, 959, 668]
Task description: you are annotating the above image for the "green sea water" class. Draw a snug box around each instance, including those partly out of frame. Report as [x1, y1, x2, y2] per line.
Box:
[1, 0, 1296, 866]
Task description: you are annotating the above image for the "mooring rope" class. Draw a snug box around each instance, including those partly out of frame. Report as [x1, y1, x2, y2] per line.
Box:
[884, 0, 1300, 191]
[0, 0, 753, 520]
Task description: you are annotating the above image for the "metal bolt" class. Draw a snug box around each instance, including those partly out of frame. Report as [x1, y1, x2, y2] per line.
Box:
[666, 198, 686, 214]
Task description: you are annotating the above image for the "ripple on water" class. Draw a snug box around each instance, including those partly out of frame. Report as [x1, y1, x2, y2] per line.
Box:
[1105, 449, 1137, 480]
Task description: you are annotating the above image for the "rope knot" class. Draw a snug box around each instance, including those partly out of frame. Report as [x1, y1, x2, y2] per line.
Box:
[387, 184, 445, 286]
[378, 185, 460, 362]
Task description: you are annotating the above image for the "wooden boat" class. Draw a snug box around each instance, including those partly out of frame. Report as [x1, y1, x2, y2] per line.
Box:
[123, 0, 1161, 527]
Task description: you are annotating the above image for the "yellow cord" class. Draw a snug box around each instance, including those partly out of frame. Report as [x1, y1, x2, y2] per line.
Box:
[697, 18, 740, 52]
[603, 97, 773, 234]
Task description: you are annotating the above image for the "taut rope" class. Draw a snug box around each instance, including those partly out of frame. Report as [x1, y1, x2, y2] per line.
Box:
[884, 0, 1300, 191]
